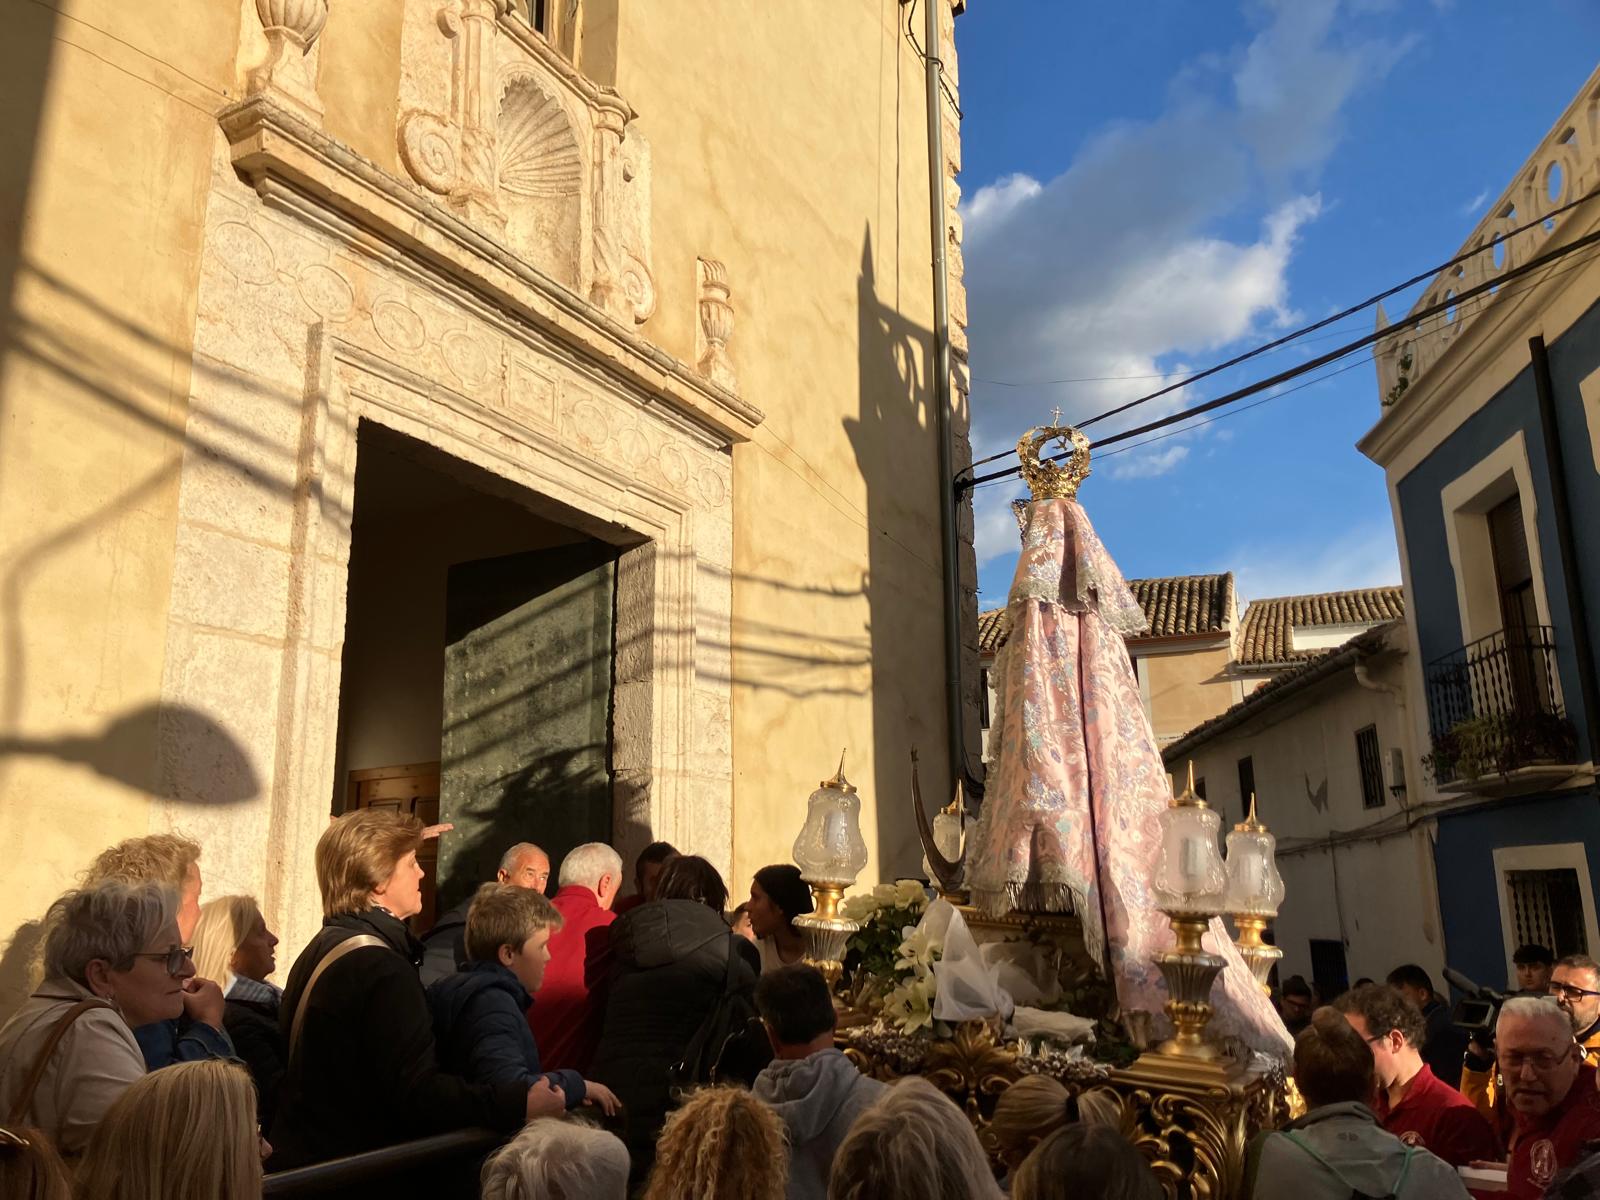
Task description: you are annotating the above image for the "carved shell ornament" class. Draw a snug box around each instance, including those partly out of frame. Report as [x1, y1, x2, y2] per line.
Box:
[1017, 423, 1092, 501]
[498, 77, 583, 198]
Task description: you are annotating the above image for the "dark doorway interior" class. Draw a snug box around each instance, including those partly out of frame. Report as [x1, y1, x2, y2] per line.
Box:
[333, 422, 620, 924]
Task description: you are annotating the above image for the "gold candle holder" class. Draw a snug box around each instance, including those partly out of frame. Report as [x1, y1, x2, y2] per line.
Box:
[795, 882, 857, 989]
[1153, 913, 1227, 1060]
[1231, 915, 1282, 996]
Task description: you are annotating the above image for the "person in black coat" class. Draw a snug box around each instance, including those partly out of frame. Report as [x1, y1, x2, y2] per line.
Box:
[588, 854, 763, 1184]
[269, 811, 541, 1178]
[192, 894, 288, 1128]
[426, 882, 618, 1116]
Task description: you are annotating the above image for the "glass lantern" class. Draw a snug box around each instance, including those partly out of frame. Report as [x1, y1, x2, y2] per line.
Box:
[1151, 770, 1226, 915]
[792, 754, 869, 918]
[1223, 796, 1285, 917]
[1224, 794, 1285, 995]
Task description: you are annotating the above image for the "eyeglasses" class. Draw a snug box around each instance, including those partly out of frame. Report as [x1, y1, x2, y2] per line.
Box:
[131, 945, 194, 976]
[1551, 981, 1600, 1001]
[1500, 1048, 1575, 1074]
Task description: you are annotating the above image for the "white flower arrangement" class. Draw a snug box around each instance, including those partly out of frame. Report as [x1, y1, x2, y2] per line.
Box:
[840, 879, 941, 1033]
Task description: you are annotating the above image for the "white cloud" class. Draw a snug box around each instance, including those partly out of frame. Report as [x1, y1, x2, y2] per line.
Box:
[972, 488, 1026, 567]
[1461, 187, 1492, 217]
[1231, 521, 1402, 604]
[960, 0, 1413, 473]
[1107, 443, 1190, 480]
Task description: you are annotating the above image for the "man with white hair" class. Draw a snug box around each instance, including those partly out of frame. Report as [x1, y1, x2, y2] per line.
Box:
[1496, 995, 1600, 1198]
[528, 842, 623, 1072]
[420, 842, 551, 985]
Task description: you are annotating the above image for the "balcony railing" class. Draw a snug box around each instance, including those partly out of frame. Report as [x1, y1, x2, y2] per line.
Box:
[1424, 625, 1579, 785]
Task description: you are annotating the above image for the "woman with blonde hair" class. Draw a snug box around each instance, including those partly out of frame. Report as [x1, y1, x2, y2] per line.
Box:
[190, 896, 283, 1126]
[642, 1086, 788, 1200]
[72, 1059, 261, 1200]
[987, 1075, 1122, 1174]
[268, 809, 543, 1174]
[0, 1126, 71, 1200]
[827, 1076, 1001, 1200]
[480, 1117, 629, 1200]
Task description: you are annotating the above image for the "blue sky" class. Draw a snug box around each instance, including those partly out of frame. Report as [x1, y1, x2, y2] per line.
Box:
[957, 0, 1600, 612]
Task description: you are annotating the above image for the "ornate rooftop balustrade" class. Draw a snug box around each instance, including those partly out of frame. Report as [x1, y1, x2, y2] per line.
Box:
[1376, 68, 1600, 408]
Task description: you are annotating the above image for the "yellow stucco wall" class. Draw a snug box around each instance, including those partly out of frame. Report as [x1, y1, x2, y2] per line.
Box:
[609, 4, 959, 891]
[0, 0, 238, 1007]
[0, 0, 969, 1000]
[1139, 642, 1242, 747]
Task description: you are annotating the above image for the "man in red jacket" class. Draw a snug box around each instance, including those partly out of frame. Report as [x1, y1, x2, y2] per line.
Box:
[529, 842, 623, 1072]
[1498, 996, 1600, 1199]
[1334, 982, 1501, 1167]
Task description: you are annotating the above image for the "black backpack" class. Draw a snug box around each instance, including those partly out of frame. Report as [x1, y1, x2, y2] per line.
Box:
[666, 932, 771, 1097]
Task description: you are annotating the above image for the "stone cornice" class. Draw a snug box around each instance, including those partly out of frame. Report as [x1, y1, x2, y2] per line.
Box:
[218, 96, 763, 445]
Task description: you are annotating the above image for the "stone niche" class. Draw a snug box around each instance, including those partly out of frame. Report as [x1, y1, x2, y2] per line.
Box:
[154, 0, 753, 957]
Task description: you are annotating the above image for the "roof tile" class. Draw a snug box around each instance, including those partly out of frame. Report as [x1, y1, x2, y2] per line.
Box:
[978, 573, 1234, 653]
[1236, 587, 1404, 667]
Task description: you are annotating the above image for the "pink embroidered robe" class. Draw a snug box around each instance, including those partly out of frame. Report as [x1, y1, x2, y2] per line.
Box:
[965, 498, 1290, 1056]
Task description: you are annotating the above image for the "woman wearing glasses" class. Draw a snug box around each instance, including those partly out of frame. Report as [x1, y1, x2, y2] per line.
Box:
[0, 881, 209, 1158]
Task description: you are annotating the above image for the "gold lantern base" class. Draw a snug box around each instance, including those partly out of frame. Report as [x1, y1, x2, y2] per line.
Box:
[1231, 913, 1282, 996]
[1151, 913, 1226, 1062]
[797, 881, 858, 990]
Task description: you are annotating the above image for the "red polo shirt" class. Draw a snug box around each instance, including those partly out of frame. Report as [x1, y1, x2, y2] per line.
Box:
[1377, 1063, 1502, 1166]
[528, 885, 616, 1073]
[1508, 1062, 1600, 1199]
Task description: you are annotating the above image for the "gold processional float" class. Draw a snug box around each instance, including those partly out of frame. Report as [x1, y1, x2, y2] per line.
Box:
[786, 422, 1297, 1199]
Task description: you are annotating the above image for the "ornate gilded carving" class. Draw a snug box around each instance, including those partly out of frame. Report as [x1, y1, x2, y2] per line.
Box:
[838, 1015, 1292, 1200]
[696, 258, 736, 390]
[248, 0, 327, 124]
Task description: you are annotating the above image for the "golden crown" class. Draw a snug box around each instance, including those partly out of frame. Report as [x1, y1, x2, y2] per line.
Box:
[1017, 423, 1092, 501]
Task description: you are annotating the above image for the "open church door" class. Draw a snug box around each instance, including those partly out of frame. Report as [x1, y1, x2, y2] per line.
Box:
[437, 542, 618, 913]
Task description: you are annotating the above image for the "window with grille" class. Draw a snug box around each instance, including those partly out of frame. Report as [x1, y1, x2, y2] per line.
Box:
[1507, 868, 1589, 957]
[1356, 726, 1385, 810]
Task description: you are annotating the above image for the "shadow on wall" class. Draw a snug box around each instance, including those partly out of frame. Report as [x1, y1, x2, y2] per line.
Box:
[844, 227, 972, 880]
[0, 703, 260, 1017]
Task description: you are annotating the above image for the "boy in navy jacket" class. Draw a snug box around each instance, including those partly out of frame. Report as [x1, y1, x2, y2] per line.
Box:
[427, 882, 619, 1116]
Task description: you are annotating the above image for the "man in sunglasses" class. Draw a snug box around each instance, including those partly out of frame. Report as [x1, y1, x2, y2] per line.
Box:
[1551, 955, 1600, 1068]
[1494, 996, 1600, 1198]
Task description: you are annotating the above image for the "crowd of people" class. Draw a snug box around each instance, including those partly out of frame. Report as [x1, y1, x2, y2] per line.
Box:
[2, 811, 1600, 1199]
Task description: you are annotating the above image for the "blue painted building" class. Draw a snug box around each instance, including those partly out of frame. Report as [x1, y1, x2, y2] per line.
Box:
[1359, 66, 1600, 995]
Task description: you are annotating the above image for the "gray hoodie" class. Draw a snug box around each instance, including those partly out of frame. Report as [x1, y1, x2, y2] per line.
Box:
[1247, 1102, 1470, 1200]
[753, 1048, 888, 1200]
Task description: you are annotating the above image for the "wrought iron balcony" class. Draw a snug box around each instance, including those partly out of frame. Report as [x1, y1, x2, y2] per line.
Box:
[1424, 625, 1579, 788]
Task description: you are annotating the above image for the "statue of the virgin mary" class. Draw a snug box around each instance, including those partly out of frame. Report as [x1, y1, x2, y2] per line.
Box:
[960, 424, 1290, 1057]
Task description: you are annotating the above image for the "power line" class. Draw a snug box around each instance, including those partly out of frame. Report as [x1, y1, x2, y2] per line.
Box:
[959, 183, 1600, 473]
[967, 353, 1374, 492]
[903, 0, 964, 119]
[956, 221, 1600, 493]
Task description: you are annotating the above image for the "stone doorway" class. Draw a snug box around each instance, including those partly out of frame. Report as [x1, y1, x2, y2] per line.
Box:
[333, 423, 623, 920]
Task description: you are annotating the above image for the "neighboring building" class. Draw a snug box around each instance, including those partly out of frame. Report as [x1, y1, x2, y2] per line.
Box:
[978, 573, 1245, 757]
[1234, 588, 1407, 693]
[0, 2, 977, 996]
[1161, 622, 1443, 997]
[1357, 65, 1600, 994]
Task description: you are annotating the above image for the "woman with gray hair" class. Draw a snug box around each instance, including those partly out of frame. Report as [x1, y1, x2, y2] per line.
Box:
[480, 1117, 630, 1200]
[0, 881, 195, 1157]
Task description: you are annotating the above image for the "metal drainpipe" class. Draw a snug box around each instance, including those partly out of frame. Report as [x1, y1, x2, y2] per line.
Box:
[1529, 335, 1600, 780]
[919, 0, 969, 796]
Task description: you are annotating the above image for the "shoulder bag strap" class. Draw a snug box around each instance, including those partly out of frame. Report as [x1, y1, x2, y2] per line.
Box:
[287, 934, 388, 1059]
[6, 998, 112, 1125]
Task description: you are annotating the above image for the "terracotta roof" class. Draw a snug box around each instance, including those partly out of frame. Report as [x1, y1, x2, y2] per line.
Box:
[1162, 624, 1398, 764]
[977, 573, 1234, 655]
[1236, 587, 1404, 667]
